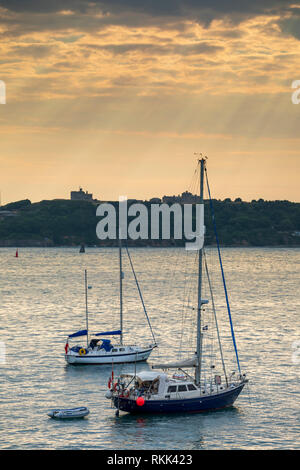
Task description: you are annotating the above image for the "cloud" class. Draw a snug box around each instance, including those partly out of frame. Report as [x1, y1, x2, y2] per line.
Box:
[0, 1, 82, 13]
[91, 0, 296, 27]
[12, 44, 54, 57]
[0, 1, 298, 43]
[52, 34, 84, 43]
[279, 14, 300, 40]
[0, 1, 296, 25]
[82, 41, 222, 56]
[0, 0, 299, 142]
[0, 1, 299, 205]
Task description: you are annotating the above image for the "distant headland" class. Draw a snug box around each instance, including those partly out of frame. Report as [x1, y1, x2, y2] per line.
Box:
[0, 190, 299, 247]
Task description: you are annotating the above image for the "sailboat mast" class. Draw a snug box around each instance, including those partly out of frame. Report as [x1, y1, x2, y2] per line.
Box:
[195, 158, 205, 386]
[119, 237, 123, 345]
[85, 269, 89, 348]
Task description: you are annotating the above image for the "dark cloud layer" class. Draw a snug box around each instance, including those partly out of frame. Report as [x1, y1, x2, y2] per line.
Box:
[82, 41, 223, 56]
[0, 0, 299, 42]
[279, 8, 300, 40]
[96, 0, 296, 21]
[0, 0, 296, 23]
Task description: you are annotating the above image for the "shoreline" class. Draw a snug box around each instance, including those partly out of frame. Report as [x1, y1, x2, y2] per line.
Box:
[0, 244, 299, 249]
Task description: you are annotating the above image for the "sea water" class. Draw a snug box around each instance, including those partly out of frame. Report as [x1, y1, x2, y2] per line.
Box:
[0, 247, 299, 449]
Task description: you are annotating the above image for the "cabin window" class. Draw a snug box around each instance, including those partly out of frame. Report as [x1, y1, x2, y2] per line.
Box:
[112, 349, 118, 352]
[178, 385, 187, 392]
[119, 348, 125, 351]
[167, 386, 177, 393]
[187, 384, 197, 391]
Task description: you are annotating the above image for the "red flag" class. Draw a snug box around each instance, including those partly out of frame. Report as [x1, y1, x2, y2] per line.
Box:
[107, 364, 114, 389]
[64, 342, 69, 354]
[15, 249, 18, 258]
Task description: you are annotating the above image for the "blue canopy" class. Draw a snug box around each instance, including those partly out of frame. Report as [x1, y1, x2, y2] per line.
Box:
[100, 339, 113, 352]
[68, 329, 87, 338]
[95, 330, 121, 336]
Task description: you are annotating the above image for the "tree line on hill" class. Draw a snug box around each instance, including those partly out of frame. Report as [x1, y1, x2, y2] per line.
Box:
[0, 197, 299, 247]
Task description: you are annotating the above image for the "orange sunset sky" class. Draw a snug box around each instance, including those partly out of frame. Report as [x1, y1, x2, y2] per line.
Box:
[0, 1, 300, 204]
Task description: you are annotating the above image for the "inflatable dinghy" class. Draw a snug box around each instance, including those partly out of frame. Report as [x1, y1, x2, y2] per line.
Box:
[47, 407, 89, 419]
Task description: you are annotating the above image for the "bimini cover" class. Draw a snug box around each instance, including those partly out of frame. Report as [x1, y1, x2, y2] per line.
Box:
[99, 339, 113, 352]
[68, 329, 87, 338]
[95, 330, 121, 336]
[121, 371, 168, 383]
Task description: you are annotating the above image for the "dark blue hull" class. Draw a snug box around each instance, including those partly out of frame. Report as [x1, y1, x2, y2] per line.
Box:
[113, 383, 245, 414]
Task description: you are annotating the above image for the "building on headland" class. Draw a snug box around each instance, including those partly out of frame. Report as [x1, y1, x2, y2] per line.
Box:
[181, 191, 200, 204]
[162, 195, 180, 204]
[149, 197, 162, 204]
[69, 188, 199, 204]
[127, 199, 144, 204]
[161, 191, 200, 205]
[70, 188, 93, 201]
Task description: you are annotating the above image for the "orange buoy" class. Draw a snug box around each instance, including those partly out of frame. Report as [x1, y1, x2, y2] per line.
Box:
[136, 396, 145, 407]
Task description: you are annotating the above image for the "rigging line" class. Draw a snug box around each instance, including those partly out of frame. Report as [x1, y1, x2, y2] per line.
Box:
[163, 160, 199, 323]
[124, 244, 157, 345]
[178, 249, 191, 359]
[186, 163, 202, 355]
[202, 261, 213, 371]
[164, 163, 200, 359]
[203, 249, 228, 386]
[180, 190, 200, 352]
[204, 167, 241, 374]
[204, 296, 214, 379]
[178, 250, 198, 359]
[161, 160, 198, 290]
[179, 254, 189, 352]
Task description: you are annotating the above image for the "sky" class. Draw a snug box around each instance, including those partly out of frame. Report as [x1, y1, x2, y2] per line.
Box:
[0, 0, 300, 204]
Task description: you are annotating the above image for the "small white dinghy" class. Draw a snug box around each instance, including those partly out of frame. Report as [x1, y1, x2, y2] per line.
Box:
[47, 407, 89, 419]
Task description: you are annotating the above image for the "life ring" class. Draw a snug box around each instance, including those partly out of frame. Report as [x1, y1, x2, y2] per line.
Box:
[79, 348, 86, 356]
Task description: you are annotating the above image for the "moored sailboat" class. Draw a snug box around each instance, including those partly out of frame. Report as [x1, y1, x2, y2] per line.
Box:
[65, 241, 157, 365]
[106, 157, 248, 413]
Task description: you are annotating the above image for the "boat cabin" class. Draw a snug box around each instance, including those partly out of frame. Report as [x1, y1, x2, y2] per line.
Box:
[120, 371, 204, 399]
[119, 370, 228, 400]
[121, 371, 166, 395]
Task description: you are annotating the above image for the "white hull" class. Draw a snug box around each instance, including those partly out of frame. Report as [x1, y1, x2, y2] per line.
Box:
[65, 346, 154, 365]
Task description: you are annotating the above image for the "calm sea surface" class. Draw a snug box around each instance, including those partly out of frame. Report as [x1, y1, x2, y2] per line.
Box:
[0, 247, 299, 450]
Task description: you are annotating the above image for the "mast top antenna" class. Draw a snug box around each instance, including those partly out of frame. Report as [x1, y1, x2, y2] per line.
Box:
[194, 152, 207, 162]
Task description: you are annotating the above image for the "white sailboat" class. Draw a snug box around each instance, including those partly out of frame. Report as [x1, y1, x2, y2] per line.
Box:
[65, 241, 157, 364]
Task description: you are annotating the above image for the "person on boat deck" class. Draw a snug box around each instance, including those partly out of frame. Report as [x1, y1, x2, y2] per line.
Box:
[89, 339, 99, 349]
[138, 385, 146, 395]
[134, 381, 145, 394]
